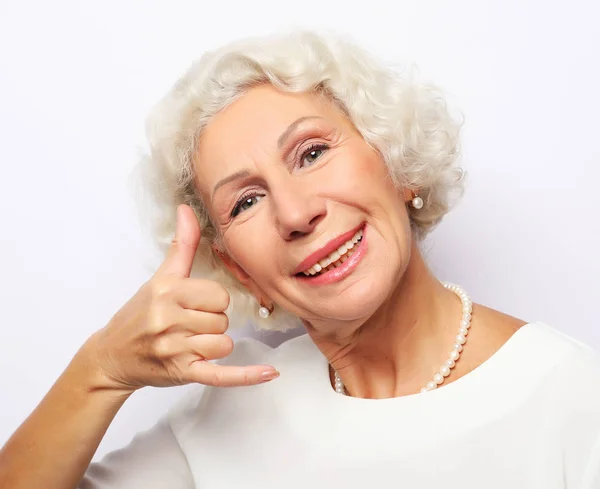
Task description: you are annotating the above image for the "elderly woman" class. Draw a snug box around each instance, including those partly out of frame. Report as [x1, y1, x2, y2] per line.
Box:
[1, 30, 599, 489]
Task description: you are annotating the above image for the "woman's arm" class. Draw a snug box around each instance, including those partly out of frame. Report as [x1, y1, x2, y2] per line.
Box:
[0, 206, 278, 488]
[0, 337, 139, 489]
[0, 333, 196, 489]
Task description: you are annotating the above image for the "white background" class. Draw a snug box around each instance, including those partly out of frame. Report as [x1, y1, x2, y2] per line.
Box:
[0, 0, 598, 462]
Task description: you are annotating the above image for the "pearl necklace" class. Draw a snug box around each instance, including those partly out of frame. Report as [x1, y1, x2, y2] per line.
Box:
[334, 282, 473, 395]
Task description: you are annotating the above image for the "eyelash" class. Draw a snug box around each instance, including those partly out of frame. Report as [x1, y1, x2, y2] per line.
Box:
[297, 143, 329, 168]
[230, 143, 330, 218]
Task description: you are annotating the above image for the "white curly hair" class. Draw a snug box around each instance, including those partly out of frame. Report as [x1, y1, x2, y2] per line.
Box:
[130, 29, 466, 332]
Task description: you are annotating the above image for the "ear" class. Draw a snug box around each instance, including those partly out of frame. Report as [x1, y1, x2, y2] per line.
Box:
[403, 187, 417, 203]
[212, 245, 273, 309]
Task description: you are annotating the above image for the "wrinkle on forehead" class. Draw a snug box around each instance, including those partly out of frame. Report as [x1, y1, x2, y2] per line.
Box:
[192, 85, 356, 211]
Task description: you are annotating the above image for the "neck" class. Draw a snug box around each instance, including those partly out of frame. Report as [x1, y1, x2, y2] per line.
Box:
[305, 241, 464, 399]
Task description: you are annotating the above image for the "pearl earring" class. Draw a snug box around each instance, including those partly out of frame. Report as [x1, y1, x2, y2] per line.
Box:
[258, 304, 271, 319]
[411, 195, 424, 209]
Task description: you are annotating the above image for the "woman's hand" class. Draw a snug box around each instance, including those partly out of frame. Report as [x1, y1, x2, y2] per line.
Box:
[85, 204, 279, 394]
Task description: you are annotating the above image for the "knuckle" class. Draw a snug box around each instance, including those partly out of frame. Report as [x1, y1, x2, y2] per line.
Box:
[202, 281, 229, 309]
[147, 305, 172, 334]
[149, 278, 176, 302]
[242, 369, 252, 386]
[194, 280, 230, 311]
[151, 336, 172, 358]
[211, 369, 226, 387]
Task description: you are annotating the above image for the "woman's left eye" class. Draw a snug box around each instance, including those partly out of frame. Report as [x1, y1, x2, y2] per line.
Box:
[300, 144, 328, 167]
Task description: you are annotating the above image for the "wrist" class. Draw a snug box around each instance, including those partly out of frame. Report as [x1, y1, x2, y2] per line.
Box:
[69, 331, 137, 401]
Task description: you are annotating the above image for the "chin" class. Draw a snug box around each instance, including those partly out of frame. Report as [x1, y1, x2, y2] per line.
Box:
[307, 273, 397, 323]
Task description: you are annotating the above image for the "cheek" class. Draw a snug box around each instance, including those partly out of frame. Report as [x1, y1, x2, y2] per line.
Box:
[335, 148, 400, 208]
[340, 149, 412, 247]
[223, 220, 278, 280]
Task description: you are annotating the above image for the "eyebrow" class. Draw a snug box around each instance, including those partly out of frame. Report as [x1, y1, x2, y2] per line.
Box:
[212, 116, 324, 197]
[212, 169, 251, 196]
[277, 116, 324, 149]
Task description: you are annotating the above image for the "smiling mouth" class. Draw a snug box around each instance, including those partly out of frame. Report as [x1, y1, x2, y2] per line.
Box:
[297, 228, 363, 277]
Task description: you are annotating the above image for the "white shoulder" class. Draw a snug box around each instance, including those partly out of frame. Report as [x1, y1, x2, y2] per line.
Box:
[535, 325, 600, 488]
[538, 325, 600, 399]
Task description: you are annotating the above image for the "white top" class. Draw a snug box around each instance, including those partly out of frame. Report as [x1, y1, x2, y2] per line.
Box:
[80, 322, 600, 489]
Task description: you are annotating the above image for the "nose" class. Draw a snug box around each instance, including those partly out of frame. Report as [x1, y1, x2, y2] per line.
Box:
[270, 176, 327, 240]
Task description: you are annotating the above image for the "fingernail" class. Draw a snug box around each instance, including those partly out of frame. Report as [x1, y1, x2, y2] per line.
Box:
[260, 370, 280, 382]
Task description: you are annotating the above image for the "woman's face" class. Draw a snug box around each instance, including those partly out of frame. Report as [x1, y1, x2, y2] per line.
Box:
[195, 84, 414, 328]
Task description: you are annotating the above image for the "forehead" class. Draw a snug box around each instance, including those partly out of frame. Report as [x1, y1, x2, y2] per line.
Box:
[194, 85, 347, 190]
[202, 84, 342, 148]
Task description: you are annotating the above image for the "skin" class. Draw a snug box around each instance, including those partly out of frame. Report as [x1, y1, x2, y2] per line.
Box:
[196, 84, 527, 399]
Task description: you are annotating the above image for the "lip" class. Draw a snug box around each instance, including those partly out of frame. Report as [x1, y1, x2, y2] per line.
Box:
[292, 222, 366, 276]
[296, 225, 367, 286]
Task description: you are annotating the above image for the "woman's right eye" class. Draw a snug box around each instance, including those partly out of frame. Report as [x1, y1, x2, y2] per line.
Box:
[231, 194, 263, 217]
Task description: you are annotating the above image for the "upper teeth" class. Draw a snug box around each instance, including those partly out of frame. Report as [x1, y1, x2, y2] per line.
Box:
[302, 228, 363, 276]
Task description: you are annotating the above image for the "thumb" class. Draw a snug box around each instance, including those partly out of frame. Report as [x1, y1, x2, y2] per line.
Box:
[156, 204, 201, 277]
